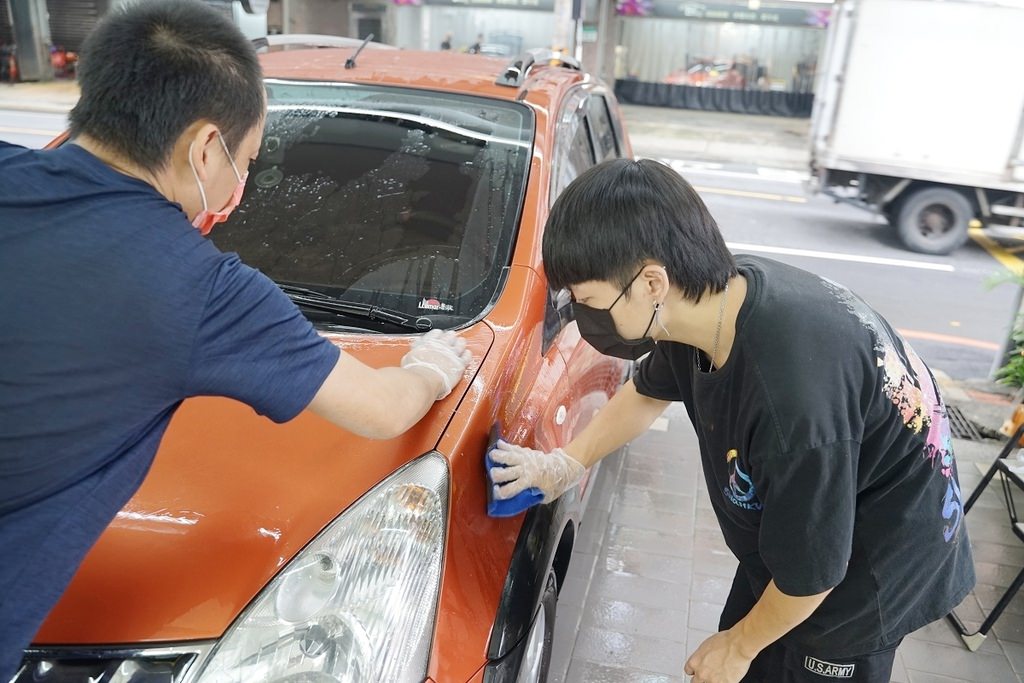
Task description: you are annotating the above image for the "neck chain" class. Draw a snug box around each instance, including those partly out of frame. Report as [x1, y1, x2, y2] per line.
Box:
[696, 281, 729, 373]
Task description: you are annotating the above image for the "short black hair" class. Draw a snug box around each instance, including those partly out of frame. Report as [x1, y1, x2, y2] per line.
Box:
[69, 0, 264, 170]
[542, 158, 736, 302]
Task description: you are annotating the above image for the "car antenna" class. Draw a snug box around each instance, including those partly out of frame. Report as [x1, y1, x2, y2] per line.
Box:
[345, 34, 373, 69]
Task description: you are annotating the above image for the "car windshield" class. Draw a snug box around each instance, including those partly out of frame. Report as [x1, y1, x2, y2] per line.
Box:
[211, 79, 534, 331]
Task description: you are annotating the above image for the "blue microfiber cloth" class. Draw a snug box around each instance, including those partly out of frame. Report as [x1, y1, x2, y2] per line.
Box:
[484, 424, 545, 518]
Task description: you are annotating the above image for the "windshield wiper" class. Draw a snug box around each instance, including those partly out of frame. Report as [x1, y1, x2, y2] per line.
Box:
[277, 283, 428, 331]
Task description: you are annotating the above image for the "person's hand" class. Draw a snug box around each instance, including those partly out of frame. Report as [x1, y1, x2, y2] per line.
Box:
[400, 329, 472, 400]
[684, 630, 754, 683]
[489, 441, 585, 502]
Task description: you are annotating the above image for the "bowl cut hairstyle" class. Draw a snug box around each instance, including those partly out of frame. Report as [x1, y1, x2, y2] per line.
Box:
[69, 0, 264, 171]
[542, 158, 737, 302]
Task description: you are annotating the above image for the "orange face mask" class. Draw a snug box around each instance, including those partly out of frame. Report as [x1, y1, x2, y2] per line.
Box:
[188, 132, 248, 236]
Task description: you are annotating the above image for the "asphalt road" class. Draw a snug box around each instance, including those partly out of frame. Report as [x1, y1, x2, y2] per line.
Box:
[2, 108, 1018, 381]
[662, 159, 1021, 382]
[0, 108, 65, 148]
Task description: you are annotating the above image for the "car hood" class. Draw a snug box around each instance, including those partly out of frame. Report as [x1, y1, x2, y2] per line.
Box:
[36, 325, 493, 645]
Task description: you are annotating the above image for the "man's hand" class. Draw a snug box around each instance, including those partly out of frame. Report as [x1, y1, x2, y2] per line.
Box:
[489, 441, 585, 502]
[684, 630, 754, 683]
[400, 329, 472, 400]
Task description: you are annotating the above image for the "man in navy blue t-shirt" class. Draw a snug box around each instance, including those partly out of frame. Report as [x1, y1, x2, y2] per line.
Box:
[0, 1, 472, 678]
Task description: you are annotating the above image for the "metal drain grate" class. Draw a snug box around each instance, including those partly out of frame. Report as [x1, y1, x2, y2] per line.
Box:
[946, 405, 985, 441]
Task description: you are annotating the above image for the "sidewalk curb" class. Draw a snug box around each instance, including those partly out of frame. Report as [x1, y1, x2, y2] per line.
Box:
[934, 369, 971, 404]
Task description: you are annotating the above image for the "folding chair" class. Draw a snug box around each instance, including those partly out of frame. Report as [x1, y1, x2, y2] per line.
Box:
[946, 421, 1024, 651]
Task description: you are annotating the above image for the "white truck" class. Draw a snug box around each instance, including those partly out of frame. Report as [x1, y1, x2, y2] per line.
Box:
[809, 0, 1024, 254]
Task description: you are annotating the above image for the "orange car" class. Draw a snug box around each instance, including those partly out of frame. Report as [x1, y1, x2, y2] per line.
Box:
[19, 42, 631, 683]
[664, 62, 745, 89]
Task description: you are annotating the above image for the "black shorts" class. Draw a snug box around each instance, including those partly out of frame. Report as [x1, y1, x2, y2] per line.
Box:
[719, 567, 900, 683]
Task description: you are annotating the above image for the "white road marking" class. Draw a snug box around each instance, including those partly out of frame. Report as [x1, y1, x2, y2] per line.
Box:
[652, 157, 809, 184]
[727, 241, 956, 272]
[0, 125, 60, 137]
[650, 417, 670, 432]
[697, 186, 807, 203]
[757, 167, 809, 183]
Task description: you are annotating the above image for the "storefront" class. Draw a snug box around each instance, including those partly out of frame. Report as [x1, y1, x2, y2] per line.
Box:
[3, 0, 264, 82]
[613, 1, 831, 116]
[389, 0, 558, 56]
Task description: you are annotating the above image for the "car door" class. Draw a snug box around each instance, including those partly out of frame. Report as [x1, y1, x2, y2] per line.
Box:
[546, 87, 630, 480]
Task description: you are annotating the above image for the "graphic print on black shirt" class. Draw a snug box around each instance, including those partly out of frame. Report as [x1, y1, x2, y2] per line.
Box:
[822, 278, 965, 545]
[725, 448, 763, 511]
[633, 255, 975, 658]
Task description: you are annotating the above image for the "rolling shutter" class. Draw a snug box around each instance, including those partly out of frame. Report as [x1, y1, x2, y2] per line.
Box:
[46, 0, 107, 52]
[0, 0, 13, 46]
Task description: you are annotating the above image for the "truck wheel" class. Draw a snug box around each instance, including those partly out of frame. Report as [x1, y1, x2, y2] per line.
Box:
[896, 187, 973, 255]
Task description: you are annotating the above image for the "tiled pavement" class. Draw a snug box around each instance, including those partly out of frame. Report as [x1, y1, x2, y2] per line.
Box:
[549, 401, 1024, 683]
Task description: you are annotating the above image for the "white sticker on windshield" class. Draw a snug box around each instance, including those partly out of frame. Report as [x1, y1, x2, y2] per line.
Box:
[418, 297, 454, 312]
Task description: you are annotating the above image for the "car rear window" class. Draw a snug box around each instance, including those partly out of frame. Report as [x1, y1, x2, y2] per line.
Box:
[211, 79, 534, 331]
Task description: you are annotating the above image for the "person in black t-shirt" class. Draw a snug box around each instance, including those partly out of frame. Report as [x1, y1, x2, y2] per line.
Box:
[488, 159, 975, 683]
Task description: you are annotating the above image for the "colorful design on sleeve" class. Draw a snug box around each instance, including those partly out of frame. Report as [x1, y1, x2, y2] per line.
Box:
[724, 448, 763, 511]
[823, 280, 964, 543]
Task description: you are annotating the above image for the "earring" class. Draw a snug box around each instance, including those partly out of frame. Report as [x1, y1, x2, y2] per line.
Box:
[654, 301, 670, 337]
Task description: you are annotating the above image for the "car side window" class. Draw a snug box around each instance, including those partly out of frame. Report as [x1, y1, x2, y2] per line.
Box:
[542, 287, 574, 354]
[545, 92, 596, 350]
[587, 95, 620, 161]
[550, 90, 597, 203]
[566, 117, 596, 181]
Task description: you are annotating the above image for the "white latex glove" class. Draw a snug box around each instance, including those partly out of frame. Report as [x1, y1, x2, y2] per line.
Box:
[401, 329, 472, 400]
[489, 440, 586, 503]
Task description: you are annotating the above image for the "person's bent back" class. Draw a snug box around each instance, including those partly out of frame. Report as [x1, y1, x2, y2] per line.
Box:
[0, 2, 470, 678]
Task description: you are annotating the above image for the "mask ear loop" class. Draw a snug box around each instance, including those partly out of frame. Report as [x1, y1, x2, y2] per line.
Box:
[187, 141, 209, 212]
[216, 132, 244, 184]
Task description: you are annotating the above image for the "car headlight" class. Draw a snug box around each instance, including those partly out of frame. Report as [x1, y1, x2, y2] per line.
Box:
[192, 453, 449, 683]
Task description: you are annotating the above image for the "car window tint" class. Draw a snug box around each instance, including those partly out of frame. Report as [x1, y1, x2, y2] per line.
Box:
[587, 95, 619, 161]
[568, 118, 596, 178]
[551, 90, 596, 202]
[542, 287, 573, 353]
[543, 92, 596, 343]
[211, 80, 534, 329]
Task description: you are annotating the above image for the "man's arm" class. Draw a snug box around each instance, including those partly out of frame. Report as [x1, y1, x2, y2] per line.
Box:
[733, 581, 833, 656]
[308, 352, 441, 440]
[309, 329, 471, 440]
[490, 379, 670, 500]
[684, 581, 833, 683]
[565, 379, 671, 467]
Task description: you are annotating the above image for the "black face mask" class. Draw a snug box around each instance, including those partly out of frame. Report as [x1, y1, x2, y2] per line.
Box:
[572, 269, 659, 361]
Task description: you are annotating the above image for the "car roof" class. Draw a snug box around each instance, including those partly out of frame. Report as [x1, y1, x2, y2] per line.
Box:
[258, 47, 587, 104]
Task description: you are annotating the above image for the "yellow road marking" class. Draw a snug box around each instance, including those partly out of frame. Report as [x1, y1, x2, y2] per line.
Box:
[0, 125, 60, 137]
[970, 226, 1024, 278]
[897, 328, 1000, 352]
[694, 186, 807, 204]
